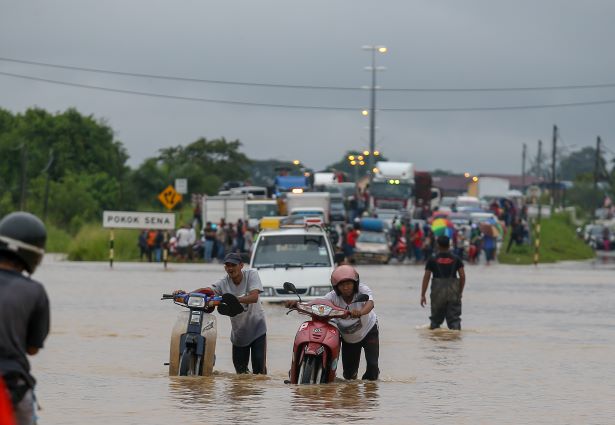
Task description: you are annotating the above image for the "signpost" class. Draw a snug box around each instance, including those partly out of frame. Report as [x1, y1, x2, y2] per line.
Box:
[175, 178, 188, 195]
[102, 211, 175, 268]
[157, 185, 183, 268]
[158, 185, 182, 210]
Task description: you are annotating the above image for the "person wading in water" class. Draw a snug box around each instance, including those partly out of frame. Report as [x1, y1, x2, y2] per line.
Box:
[420, 235, 465, 330]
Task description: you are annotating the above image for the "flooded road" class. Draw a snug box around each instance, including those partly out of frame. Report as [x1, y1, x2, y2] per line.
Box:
[31, 257, 615, 424]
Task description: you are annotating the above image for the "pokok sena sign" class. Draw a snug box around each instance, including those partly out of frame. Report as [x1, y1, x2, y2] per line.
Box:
[103, 211, 176, 230]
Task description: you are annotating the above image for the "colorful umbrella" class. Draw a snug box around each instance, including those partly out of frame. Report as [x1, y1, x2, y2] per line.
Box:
[431, 218, 455, 238]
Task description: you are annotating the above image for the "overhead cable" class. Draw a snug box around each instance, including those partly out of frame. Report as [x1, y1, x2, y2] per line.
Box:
[2, 56, 615, 93]
[3, 70, 615, 112]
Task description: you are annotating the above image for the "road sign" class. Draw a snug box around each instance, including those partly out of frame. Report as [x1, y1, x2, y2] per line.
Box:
[175, 178, 188, 194]
[103, 211, 175, 229]
[158, 185, 182, 210]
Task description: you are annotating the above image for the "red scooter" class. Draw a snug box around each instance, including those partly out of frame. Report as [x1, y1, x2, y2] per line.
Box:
[284, 281, 368, 384]
[391, 236, 408, 262]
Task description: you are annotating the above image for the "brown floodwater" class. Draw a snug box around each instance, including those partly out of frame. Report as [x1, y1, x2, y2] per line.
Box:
[30, 256, 615, 424]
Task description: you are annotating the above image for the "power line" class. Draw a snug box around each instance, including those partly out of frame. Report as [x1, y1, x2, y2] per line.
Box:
[3, 56, 615, 93]
[3, 70, 615, 112]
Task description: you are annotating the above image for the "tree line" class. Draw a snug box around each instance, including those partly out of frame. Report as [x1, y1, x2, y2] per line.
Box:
[1, 107, 613, 233]
[0, 107, 255, 232]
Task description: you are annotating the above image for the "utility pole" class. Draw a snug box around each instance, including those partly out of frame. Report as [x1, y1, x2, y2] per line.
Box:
[536, 140, 543, 179]
[551, 125, 558, 209]
[42, 148, 54, 221]
[19, 143, 27, 210]
[362, 45, 387, 184]
[522, 143, 527, 188]
[594, 136, 601, 190]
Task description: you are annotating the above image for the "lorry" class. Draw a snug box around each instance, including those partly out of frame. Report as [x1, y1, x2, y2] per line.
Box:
[202, 196, 278, 228]
[202, 195, 247, 225]
[285, 192, 331, 223]
[370, 161, 414, 215]
[414, 171, 442, 211]
[468, 177, 510, 199]
[273, 175, 310, 196]
[246, 199, 279, 229]
[312, 172, 338, 189]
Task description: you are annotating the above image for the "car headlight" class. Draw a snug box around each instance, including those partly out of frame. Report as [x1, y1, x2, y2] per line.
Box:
[311, 304, 333, 317]
[187, 296, 205, 308]
[309, 286, 331, 296]
[262, 287, 276, 297]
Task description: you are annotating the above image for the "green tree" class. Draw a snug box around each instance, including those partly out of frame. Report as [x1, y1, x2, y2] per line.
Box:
[0, 107, 130, 224]
[559, 147, 607, 182]
[134, 137, 251, 203]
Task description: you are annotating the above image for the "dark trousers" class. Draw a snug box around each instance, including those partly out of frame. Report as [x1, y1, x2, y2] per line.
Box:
[430, 278, 462, 330]
[232, 333, 267, 374]
[341, 323, 379, 381]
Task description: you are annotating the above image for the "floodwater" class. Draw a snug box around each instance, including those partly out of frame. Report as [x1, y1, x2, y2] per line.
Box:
[31, 256, 615, 424]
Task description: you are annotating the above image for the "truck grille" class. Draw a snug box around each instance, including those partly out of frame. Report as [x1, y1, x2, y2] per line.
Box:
[276, 288, 308, 295]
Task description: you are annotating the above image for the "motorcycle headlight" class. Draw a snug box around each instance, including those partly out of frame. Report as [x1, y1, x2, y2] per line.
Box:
[328, 309, 348, 317]
[311, 304, 333, 317]
[187, 296, 205, 308]
[309, 286, 331, 296]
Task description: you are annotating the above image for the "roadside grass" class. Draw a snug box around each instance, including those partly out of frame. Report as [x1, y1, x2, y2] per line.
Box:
[45, 223, 72, 253]
[67, 224, 141, 261]
[498, 213, 594, 264]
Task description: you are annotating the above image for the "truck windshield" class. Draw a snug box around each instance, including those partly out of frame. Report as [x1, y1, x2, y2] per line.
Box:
[371, 182, 412, 198]
[247, 204, 278, 219]
[252, 234, 332, 268]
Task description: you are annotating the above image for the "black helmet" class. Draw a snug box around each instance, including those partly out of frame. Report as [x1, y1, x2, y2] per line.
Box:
[0, 212, 47, 274]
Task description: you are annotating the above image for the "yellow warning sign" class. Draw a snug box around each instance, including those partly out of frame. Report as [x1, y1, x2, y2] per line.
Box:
[158, 185, 182, 210]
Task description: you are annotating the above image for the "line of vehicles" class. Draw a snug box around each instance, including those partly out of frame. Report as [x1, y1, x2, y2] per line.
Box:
[198, 160, 519, 303]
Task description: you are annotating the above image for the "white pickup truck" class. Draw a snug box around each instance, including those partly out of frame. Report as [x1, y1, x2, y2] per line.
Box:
[250, 225, 335, 302]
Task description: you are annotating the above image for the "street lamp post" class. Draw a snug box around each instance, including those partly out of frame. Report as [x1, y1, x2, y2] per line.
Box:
[362, 45, 387, 182]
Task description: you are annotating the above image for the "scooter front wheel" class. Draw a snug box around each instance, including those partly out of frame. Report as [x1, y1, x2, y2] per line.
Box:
[179, 349, 202, 376]
[298, 355, 324, 384]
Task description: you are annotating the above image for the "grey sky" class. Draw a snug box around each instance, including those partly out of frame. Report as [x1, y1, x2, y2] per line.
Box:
[2, 0, 615, 174]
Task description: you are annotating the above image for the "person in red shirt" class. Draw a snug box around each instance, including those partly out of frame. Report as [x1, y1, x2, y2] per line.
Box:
[343, 225, 360, 264]
[411, 223, 423, 263]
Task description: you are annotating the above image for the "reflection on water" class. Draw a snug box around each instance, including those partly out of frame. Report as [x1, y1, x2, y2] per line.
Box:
[32, 258, 615, 424]
[419, 328, 463, 343]
[290, 381, 379, 420]
[168, 376, 216, 408]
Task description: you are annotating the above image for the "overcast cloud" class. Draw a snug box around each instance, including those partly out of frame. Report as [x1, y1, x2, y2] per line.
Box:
[1, 0, 615, 174]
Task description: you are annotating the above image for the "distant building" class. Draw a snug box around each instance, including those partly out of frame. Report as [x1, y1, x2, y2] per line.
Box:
[432, 173, 545, 197]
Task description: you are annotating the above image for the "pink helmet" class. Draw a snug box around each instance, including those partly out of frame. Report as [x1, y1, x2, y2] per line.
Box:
[330, 265, 360, 294]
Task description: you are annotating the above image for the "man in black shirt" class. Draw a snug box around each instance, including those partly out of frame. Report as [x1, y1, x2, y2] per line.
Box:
[420, 235, 465, 330]
[0, 212, 50, 425]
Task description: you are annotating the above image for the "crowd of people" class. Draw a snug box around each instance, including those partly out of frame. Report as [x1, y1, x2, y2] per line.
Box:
[139, 217, 257, 264]
[338, 196, 531, 266]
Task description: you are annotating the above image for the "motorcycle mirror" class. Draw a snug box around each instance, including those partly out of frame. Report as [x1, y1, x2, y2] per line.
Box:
[334, 252, 345, 265]
[356, 294, 369, 303]
[283, 282, 297, 293]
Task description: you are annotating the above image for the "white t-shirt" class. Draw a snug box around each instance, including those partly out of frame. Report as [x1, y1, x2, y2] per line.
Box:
[176, 228, 192, 247]
[323, 283, 377, 344]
